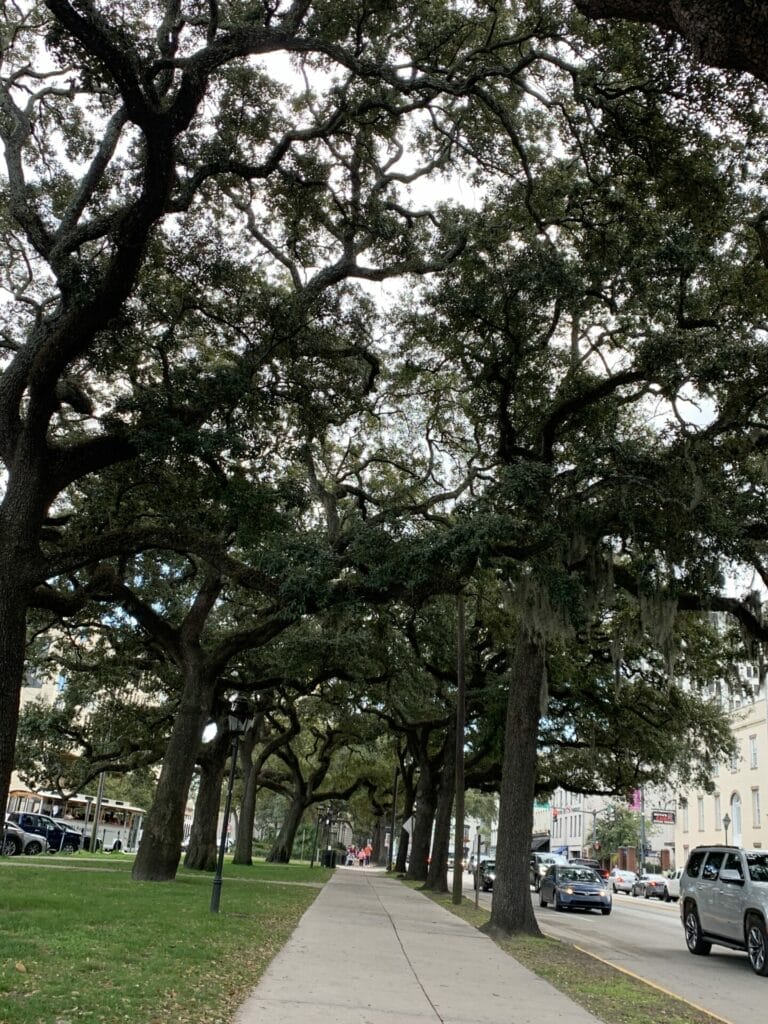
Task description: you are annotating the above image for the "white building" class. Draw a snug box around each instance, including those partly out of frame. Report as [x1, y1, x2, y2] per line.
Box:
[542, 785, 676, 869]
[9, 665, 62, 796]
[675, 664, 768, 865]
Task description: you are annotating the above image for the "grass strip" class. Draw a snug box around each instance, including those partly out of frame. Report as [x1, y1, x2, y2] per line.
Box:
[0, 854, 330, 1024]
[420, 888, 727, 1024]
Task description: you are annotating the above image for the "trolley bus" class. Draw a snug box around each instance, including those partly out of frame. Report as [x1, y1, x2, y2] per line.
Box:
[7, 787, 145, 852]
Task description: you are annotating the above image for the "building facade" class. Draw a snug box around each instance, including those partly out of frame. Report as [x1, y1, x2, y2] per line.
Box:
[537, 786, 676, 869]
[675, 670, 768, 865]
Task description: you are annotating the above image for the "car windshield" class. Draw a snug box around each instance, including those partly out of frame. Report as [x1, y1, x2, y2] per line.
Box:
[746, 853, 768, 882]
[558, 867, 600, 883]
[483, 862, 495, 871]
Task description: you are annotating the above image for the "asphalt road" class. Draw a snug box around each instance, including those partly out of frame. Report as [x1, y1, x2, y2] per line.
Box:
[455, 872, 765, 1024]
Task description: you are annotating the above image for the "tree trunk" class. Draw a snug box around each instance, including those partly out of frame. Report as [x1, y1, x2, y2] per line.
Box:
[133, 662, 214, 881]
[371, 815, 386, 866]
[487, 628, 544, 937]
[184, 728, 230, 872]
[0, 480, 41, 822]
[267, 792, 307, 863]
[0, 571, 31, 822]
[395, 826, 410, 873]
[424, 730, 455, 892]
[394, 774, 416, 873]
[406, 763, 437, 883]
[233, 729, 257, 865]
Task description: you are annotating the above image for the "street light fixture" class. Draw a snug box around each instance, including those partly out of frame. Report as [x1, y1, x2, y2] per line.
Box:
[210, 695, 254, 913]
[723, 813, 731, 846]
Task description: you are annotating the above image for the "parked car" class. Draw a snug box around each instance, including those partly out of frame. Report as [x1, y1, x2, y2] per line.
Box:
[680, 844, 768, 975]
[2, 819, 47, 856]
[609, 867, 637, 894]
[631, 872, 669, 900]
[7, 811, 82, 853]
[569, 857, 610, 880]
[665, 866, 683, 902]
[477, 859, 496, 891]
[473, 856, 492, 882]
[530, 851, 569, 891]
[539, 864, 612, 915]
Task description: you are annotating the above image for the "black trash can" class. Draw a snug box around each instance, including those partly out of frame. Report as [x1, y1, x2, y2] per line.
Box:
[321, 850, 337, 868]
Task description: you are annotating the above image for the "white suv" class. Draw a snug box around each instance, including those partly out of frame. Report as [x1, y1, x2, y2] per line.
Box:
[665, 866, 683, 902]
[680, 845, 768, 975]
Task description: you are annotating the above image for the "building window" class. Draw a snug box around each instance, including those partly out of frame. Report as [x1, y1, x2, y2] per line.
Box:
[697, 797, 705, 831]
[750, 735, 758, 770]
[753, 789, 761, 829]
[682, 801, 689, 833]
[714, 794, 721, 825]
[730, 743, 741, 773]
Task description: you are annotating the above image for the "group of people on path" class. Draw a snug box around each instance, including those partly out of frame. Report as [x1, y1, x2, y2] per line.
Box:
[346, 843, 372, 867]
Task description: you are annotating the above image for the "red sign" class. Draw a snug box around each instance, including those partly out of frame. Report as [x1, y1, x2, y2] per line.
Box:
[651, 810, 676, 825]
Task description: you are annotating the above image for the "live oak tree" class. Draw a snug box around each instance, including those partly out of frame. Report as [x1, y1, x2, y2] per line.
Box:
[575, 1, 768, 85]
[9, 4, 768, 919]
[1, 0, 552, 835]
[388, 13, 768, 933]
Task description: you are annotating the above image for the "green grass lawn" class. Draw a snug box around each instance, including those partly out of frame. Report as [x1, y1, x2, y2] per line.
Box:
[0, 853, 331, 1024]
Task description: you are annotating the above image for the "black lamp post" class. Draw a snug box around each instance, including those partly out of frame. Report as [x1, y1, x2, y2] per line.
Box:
[723, 813, 731, 846]
[310, 808, 322, 869]
[210, 696, 253, 914]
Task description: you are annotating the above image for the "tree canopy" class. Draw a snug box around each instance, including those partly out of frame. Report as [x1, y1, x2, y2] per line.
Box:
[6, 1, 768, 933]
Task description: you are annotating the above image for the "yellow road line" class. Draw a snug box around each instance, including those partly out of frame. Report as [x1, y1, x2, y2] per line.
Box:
[573, 944, 736, 1024]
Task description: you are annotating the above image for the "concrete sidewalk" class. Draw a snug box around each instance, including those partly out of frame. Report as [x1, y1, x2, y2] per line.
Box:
[233, 866, 602, 1024]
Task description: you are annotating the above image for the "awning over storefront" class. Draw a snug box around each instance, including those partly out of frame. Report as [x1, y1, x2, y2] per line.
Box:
[530, 833, 550, 852]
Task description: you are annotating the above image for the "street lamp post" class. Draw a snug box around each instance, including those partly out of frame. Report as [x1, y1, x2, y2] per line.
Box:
[310, 808, 322, 869]
[474, 827, 481, 910]
[210, 696, 254, 914]
[723, 813, 731, 845]
[638, 786, 646, 874]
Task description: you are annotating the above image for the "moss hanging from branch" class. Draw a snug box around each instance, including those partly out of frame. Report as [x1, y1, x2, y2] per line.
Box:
[638, 590, 680, 681]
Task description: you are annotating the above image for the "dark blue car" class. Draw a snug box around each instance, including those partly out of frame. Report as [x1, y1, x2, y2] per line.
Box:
[8, 811, 82, 853]
[538, 864, 612, 915]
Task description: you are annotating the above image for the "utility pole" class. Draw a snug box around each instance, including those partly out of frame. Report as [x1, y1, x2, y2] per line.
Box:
[639, 786, 646, 874]
[452, 592, 466, 905]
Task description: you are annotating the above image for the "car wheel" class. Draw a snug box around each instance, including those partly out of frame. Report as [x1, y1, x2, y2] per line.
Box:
[2, 834, 21, 856]
[24, 840, 44, 855]
[684, 905, 712, 956]
[601, 907, 611, 916]
[746, 916, 768, 976]
[61, 841, 78, 854]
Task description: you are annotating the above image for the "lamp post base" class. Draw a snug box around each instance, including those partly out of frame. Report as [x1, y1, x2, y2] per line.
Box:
[210, 875, 223, 913]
